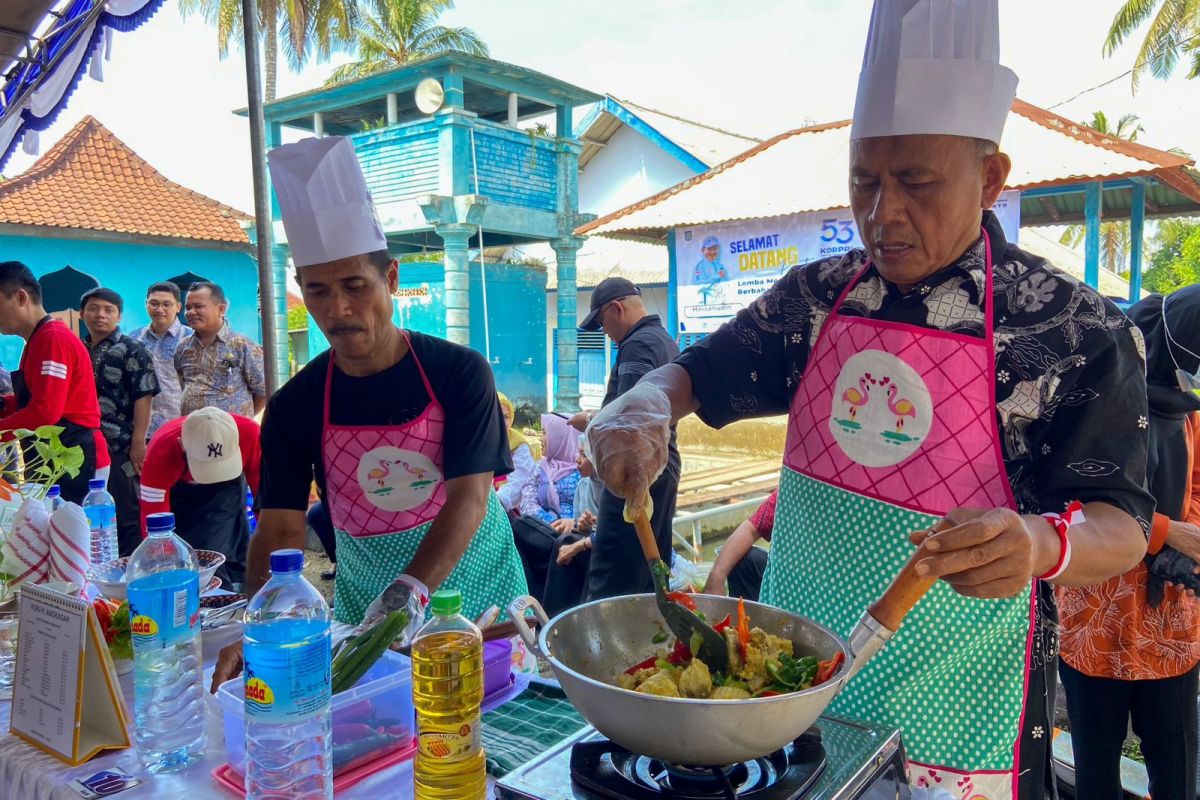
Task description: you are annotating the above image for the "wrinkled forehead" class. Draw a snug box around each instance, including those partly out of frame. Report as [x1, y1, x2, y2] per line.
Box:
[849, 133, 978, 177]
[296, 253, 383, 287]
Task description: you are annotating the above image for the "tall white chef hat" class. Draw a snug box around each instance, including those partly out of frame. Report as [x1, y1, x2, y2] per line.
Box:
[267, 136, 387, 268]
[851, 0, 1018, 144]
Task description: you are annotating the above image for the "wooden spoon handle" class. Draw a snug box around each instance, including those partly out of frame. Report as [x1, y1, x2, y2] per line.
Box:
[632, 511, 663, 564]
[868, 547, 937, 632]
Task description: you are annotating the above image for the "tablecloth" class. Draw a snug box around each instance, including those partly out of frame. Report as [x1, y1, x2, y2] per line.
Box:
[0, 623, 443, 800]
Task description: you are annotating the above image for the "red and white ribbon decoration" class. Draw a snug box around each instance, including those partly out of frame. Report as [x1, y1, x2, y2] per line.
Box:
[1037, 500, 1084, 582]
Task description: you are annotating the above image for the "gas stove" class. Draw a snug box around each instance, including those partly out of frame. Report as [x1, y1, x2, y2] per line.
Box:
[494, 714, 909, 800]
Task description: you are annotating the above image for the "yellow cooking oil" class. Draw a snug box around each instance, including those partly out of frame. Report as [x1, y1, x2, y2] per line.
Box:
[412, 589, 486, 800]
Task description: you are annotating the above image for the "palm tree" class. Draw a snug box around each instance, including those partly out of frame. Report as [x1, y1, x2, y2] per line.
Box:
[179, 0, 359, 101]
[325, 0, 487, 86]
[1059, 111, 1145, 274]
[1104, 0, 1200, 87]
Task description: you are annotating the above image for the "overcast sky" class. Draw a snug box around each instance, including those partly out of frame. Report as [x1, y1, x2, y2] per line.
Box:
[6, 0, 1196, 216]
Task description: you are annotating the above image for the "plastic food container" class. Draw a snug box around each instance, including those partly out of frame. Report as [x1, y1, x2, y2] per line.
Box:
[219, 649, 414, 777]
[483, 638, 513, 697]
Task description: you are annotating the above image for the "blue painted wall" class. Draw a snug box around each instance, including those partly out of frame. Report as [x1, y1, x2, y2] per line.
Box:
[350, 119, 441, 205]
[473, 124, 557, 213]
[341, 117, 559, 220]
[0, 234, 258, 368]
[305, 261, 547, 410]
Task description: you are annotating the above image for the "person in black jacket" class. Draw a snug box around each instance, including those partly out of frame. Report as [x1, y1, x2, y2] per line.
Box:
[570, 277, 680, 599]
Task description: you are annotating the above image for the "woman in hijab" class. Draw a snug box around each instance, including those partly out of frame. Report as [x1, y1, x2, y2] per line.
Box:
[495, 392, 536, 515]
[510, 414, 582, 600]
[520, 414, 583, 524]
[1056, 286, 1200, 799]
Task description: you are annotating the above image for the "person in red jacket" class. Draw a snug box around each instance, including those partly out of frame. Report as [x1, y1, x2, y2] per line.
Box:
[139, 407, 260, 588]
[0, 261, 108, 502]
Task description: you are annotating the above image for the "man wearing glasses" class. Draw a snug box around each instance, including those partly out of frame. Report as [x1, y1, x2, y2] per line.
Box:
[130, 281, 193, 439]
[569, 277, 681, 599]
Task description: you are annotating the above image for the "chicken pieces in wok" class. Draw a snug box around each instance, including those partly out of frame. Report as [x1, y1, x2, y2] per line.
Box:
[615, 597, 845, 700]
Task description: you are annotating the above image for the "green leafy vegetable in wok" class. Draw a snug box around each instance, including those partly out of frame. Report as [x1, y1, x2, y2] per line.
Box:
[617, 600, 844, 700]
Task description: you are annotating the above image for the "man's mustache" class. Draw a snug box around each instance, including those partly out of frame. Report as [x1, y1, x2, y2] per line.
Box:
[329, 326, 365, 335]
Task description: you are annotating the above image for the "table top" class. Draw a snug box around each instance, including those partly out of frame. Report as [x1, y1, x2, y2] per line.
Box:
[0, 623, 455, 800]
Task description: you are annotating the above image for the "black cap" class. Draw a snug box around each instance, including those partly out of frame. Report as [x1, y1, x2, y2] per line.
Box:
[579, 277, 641, 332]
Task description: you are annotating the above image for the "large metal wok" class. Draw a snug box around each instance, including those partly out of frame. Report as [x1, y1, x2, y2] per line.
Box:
[509, 554, 932, 767]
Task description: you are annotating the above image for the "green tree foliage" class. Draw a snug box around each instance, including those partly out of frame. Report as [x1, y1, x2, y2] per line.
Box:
[179, 0, 359, 100]
[1104, 0, 1200, 88]
[1143, 219, 1200, 293]
[325, 0, 487, 85]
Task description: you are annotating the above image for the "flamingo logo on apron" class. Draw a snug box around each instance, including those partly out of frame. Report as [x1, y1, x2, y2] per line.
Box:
[829, 349, 933, 467]
[356, 446, 441, 512]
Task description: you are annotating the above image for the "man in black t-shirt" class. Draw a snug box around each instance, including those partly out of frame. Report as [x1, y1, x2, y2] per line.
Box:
[212, 136, 528, 690]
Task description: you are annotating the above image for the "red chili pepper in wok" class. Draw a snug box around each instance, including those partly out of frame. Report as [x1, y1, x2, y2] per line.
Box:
[665, 590, 697, 611]
[814, 651, 845, 686]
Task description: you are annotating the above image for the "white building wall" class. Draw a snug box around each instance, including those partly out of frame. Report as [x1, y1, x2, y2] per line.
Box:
[542, 121, 701, 408]
[579, 126, 697, 216]
[546, 285, 671, 410]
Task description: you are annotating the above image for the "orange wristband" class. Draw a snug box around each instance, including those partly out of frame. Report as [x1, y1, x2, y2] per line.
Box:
[1148, 512, 1171, 556]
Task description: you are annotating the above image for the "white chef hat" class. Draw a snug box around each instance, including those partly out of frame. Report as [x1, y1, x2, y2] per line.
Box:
[267, 136, 388, 268]
[851, 0, 1019, 144]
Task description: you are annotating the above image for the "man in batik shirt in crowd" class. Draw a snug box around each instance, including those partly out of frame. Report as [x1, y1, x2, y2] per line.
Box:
[130, 281, 192, 439]
[174, 281, 266, 418]
[81, 287, 160, 557]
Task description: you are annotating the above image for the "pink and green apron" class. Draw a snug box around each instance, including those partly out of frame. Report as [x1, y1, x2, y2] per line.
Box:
[760, 230, 1036, 799]
[322, 332, 527, 626]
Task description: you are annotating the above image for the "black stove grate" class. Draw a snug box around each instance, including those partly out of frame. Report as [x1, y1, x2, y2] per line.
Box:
[568, 727, 828, 799]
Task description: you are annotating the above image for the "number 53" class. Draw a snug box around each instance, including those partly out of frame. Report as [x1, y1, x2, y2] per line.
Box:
[820, 219, 855, 244]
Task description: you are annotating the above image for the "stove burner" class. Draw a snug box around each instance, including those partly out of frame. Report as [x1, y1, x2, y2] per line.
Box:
[569, 728, 827, 799]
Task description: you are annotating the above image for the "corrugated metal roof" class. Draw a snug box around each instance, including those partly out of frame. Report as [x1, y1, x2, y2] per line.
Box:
[580, 100, 1200, 242]
[578, 96, 760, 171]
[510, 238, 668, 290]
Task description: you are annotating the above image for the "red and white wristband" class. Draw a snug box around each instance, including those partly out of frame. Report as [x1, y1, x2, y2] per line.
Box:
[1036, 500, 1084, 581]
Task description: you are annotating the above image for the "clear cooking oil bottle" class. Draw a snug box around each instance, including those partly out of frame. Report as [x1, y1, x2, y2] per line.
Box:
[412, 589, 486, 800]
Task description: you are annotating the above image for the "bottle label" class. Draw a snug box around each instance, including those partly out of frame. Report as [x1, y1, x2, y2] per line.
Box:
[417, 721, 481, 761]
[84, 505, 116, 531]
[127, 570, 199, 650]
[243, 637, 331, 723]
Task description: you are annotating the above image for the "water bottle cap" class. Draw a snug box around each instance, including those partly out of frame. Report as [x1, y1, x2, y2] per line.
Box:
[88, 478, 105, 491]
[46, 485, 61, 498]
[430, 589, 462, 616]
[146, 512, 174, 532]
[270, 549, 304, 573]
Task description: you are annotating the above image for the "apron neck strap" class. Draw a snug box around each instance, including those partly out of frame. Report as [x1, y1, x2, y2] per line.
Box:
[323, 329, 439, 425]
[831, 227, 995, 336]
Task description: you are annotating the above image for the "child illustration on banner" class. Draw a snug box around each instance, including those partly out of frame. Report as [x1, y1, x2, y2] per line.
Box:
[693, 235, 728, 304]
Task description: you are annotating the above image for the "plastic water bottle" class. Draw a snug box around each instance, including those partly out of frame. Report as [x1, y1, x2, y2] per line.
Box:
[82, 479, 118, 564]
[127, 512, 206, 773]
[45, 485, 62, 512]
[413, 589, 486, 800]
[245, 487, 257, 536]
[244, 548, 332, 799]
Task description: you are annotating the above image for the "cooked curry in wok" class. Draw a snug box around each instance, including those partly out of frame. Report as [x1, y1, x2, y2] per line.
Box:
[615, 596, 844, 700]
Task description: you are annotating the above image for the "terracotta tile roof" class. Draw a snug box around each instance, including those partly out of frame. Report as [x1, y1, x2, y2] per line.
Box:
[579, 99, 1200, 240]
[0, 116, 250, 244]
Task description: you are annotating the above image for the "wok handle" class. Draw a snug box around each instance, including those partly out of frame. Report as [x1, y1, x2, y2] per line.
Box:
[632, 511, 663, 564]
[508, 595, 550, 658]
[868, 547, 937, 632]
[846, 547, 936, 680]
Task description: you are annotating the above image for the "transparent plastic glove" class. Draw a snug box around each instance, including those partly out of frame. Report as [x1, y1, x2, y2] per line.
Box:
[361, 574, 429, 647]
[586, 381, 672, 521]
